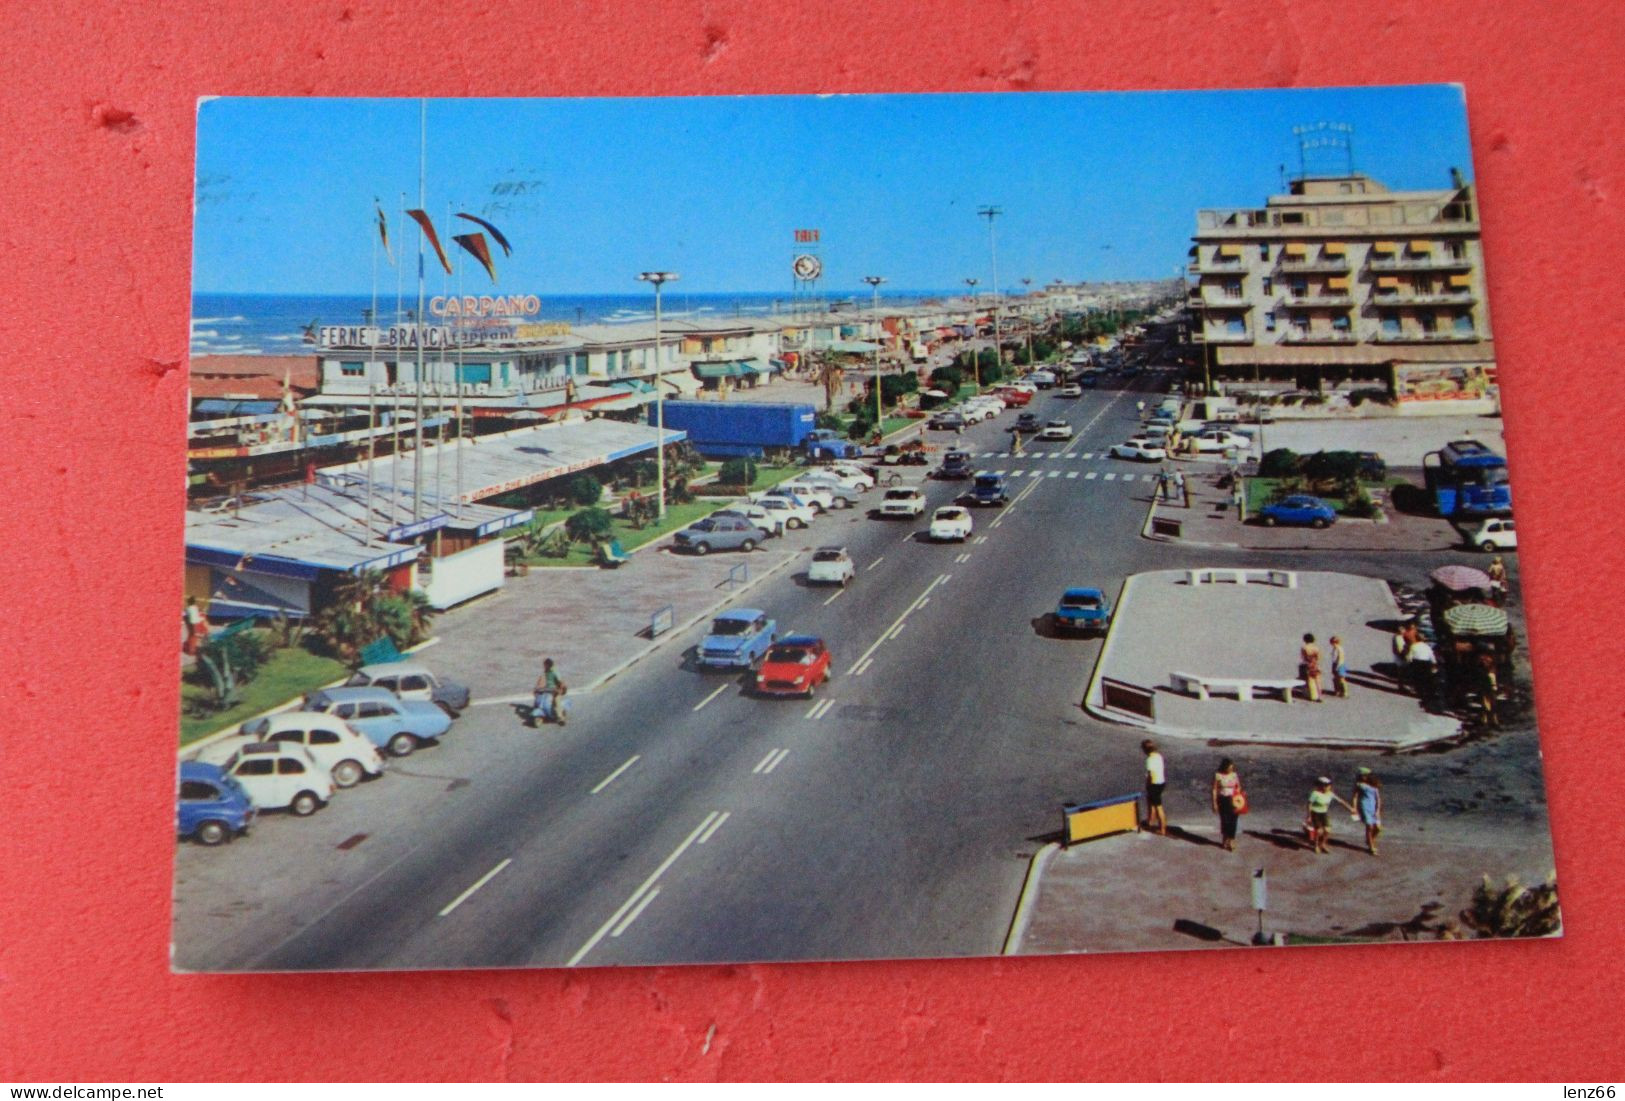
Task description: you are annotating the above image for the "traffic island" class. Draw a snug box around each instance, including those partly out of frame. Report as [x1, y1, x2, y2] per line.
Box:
[1083, 569, 1459, 748]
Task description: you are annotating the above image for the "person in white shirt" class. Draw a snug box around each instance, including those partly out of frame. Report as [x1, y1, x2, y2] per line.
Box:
[1142, 739, 1167, 836]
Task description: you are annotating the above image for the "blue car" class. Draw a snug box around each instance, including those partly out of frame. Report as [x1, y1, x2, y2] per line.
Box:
[968, 473, 1009, 506]
[177, 760, 254, 846]
[1054, 587, 1112, 635]
[697, 608, 777, 669]
[302, 685, 454, 757]
[1258, 494, 1337, 529]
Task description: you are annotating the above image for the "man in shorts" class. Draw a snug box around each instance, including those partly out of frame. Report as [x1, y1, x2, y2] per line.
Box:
[1306, 775, 1355, 854]
[1142, 739, 1167, 836]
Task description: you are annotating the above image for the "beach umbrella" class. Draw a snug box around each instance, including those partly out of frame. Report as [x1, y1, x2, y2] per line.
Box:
[1430, 564, 1493, 591]
[1443, 603, 1509, 636]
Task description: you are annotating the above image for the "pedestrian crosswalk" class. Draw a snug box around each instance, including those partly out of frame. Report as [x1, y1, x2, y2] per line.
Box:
[985, 467, 1156, 482]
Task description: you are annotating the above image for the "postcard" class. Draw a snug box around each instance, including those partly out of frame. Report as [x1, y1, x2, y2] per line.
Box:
[175, 88, 1556, 972]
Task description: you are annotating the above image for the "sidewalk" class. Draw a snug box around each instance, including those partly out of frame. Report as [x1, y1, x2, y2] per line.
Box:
[1009, 817, 1555, 955]
[429, 543, 799, 702]
[1147, 466, 1464, 552]
[1084, 570, 1459, 748]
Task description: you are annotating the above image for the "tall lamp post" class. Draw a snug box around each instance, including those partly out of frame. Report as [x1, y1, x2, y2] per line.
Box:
[862, 275, 887, 432]
[979, 205, 1002, 382]
[1021, 277, 1034, 366]
[638, 270, 679, 519]
[963, 277, 980, 388]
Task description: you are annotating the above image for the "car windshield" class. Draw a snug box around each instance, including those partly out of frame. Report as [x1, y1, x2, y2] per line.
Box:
[936, 509, 965, 520]
[709, 618, 752, 636]
[813, 550, 845, 562]
[765, 646, 814, 665]
[1061, 593, 1100, 608]
[688, 519, 716, 531]
[975, 476, 1000, 487]
[885, 489, 916, 500]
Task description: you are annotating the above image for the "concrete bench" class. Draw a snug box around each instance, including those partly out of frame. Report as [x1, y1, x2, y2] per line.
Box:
[1185, 567, 1298, 589]
[1171, 672, 1299, 703]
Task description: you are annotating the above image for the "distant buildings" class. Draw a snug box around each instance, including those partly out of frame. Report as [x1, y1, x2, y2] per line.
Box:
[1187, 171, 1495, 409]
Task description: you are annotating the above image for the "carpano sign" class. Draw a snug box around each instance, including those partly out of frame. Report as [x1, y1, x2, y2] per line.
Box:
[430, 294, 542, 318]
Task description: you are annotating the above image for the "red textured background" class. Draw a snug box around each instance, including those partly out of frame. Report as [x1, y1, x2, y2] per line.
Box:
[2, 0, 1622, 1081]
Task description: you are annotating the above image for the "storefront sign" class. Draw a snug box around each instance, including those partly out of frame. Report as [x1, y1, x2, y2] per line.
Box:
[429, 294, 542, 318]
[317, 324, 520, 350]
[1394, 363, 1492, 402]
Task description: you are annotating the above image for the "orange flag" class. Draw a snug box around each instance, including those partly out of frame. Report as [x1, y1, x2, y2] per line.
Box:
[454, 233, 498, 283]
[405, 209, 452, 275]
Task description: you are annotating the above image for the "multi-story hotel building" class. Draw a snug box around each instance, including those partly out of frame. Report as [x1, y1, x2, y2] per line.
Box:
[1188, 171, 1495, 408]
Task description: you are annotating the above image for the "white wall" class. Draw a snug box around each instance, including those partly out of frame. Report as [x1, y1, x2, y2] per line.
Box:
[420, 540, 505, 610]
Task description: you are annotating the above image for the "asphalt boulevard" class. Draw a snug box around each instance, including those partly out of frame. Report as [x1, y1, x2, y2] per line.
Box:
[176, 371, 1186, 971]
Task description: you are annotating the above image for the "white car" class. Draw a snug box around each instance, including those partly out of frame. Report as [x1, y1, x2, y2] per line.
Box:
[1191, 431, 1250, 453]
[966, 394, 1006, 412]
[215, 742, 335, 816]
[1039, 420, 1074, 441]
[780, 479, 855, 509]
[824, 463, 877, 491]
[1005, 380, 1037, 395]
[802, 467, 872, 493]
[879, 487, 927, 518]
[206, 711, 386, 789]
[769, 482, 835, 512]
[1111, 440, 1167, 461]
[807, 546, 856, 585]
[1468, 517, 1517, 552]
[928, 506, 973, 542]
[749, 494, 815, 530]
[1058, 383, 1083, 398]
[714, 504, 785, 538]
[952, 403, 996, 423]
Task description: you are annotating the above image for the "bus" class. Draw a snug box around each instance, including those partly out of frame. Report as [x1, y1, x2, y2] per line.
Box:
[1423, 439, 1512, 518]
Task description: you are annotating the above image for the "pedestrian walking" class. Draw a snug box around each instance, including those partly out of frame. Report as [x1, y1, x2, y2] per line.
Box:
[1142, 739, 1167, 835]
[1299, 633, 1324, 702]
[1350, 768, 1383, 855]
[1471, 649, 1501, 727]
[1486, 555, 1508, 606]
[1211, 758, 1245, 851]
[182, 596, 209, 657]
[533, 657, 568, 727]
[1305, 776, 1356, 854]
[1406, 636, 1438, 708]
[1329, 635, 1349, 698]
[1172, 469, 1187, 507]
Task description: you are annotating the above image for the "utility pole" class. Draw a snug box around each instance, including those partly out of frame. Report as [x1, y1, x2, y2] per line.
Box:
[638, 271, 679, 519]
[863, 275, 887, 432]
[963, 277, 980, 388]
[979, 205, 1002, 384]
[1021, 277, 1033, 366]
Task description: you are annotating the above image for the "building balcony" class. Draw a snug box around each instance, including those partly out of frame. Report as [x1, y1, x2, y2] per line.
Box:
[1275, 258, 1351, 274]
[1199, 294, 1252, 309]
[1279, 329, 1358, 345]
[1278, 294, 1354, 308]
[1371, 290, 1476, 306]
[1189, 261, 1248, 275]
[1374, 329, 1484, 344]
[1368, 255, 1473, 272]
[1200, 329, 1255, 344]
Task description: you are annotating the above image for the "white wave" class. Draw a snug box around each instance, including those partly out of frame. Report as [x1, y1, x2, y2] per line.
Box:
[192, 329, 219, 338]
[192, 315, 247, 324]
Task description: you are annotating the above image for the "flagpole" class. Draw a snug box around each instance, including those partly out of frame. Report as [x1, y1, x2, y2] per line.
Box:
[393, 191, 404, 528]
[413, 97, 427, 522]
[365, 382, 376, 546]
[435, 198, 449, 534]
[368, 207, 379, 544]
[455, 215, 465, 519]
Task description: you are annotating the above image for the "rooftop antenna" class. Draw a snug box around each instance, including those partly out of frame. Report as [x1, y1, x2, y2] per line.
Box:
[1291, 121, 1356, 179]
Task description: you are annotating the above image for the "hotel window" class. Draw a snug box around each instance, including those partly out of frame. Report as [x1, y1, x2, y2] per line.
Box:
[1331, 314, 1351, 333]
[1258, 243, 1270, 260]
[1225, 318, 1246, 336]
[1380, 313, 1400, 335]
[1289, 318, 1309, 336]
[1224, 280, 1242, 299]
[340, 362, 365, 377]
[1290, 279, 1307, 299]
[1453, 312, 1475, 334]
[1419, 312, 1437, 334]
[575, 352, 590, 375]
[1262, 277, 1273, 295]
[1447, 241, 1467, 260]
[1264, 311, 1277, 333]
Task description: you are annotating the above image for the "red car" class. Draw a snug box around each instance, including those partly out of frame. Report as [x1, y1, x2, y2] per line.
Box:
[755, 635, 832, 698]
[992, 387, 1032, 406]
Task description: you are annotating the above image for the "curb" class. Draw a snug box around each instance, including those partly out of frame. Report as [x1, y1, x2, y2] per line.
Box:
[1081, 575, 1139, 727]
[577, 552, 800, 695]
[1002, 841, 1061, 955]
[178, 636, 442, 759]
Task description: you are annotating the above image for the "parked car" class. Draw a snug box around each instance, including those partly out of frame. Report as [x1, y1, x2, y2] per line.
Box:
[934, 450, 974, 480]
[879, 487, 927, 518]
[1004, 380, 1038, 395]
[781, 478, 857, 509]
[928, 506, 973, 542]
[1039, 420, 1074, 441]
[807, 546, 856, 586]
[714, 504, 784, 538]
[1468, 516, 1517, 552]
[1078, 373, 1099, 389]
[1053, 587, 1112, 635]
[1191, 430, 1250, 454]
[673, 514, 770, 554]
[967, 472, 1009, 506]
[966, 394, 1006, 413]
[750, 494, 815, 530]
[302, 685, 453, 757]
[215, 711, 386, 788]
[177, 760, 254, 846]
[820, 462, 877, 490]
[928, 411, 968, 431]
[697, 608, 777, 669]
[1258, 494, 1337, 529]
[754, 635, 832, 698]
[799, 467, 871, 494]
[1011, 412, 1041, 433]
[1111, 440, 1167, 461]
[1058, 383, 1084, 398]
[992, 387, 1032, 407]
[216, 742, 334, 816]
[343, 661, 470, 717]
[952, 403, 996, 424]
[1028, 370, 1057, 389]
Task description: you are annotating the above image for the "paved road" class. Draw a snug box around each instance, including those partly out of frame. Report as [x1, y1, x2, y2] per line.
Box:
[173, 358, 1551, 971]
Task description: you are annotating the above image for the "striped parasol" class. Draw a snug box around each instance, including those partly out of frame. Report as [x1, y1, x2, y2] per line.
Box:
[1430, 564, 1494, 592]
[1443, 603, 1509, 636]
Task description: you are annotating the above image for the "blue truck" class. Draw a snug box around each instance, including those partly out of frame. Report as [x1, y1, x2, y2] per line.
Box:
[1423, 439, 1512, 518]
[653, 401, 858, 460]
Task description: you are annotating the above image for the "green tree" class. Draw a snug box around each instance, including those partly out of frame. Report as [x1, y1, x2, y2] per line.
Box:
[565, 507, 615, 546]
[194, 628, 272, 714]
[569, 473, 603, 507]
[719, 457, 757, 489]
[374, 589, 434, 649]
[1259, 448, 1302, 478]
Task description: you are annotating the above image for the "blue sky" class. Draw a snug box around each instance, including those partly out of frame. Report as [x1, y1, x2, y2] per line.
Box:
[193, 87, 1474, 296]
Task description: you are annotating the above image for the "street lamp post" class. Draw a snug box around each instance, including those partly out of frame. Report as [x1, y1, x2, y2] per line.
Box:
[862, 275, 887, 433]
[1021, 277, 1034, 366]
[638, 271, 679, 519]
[979, 205, 1002, 383]
[963, 277, 979, 388]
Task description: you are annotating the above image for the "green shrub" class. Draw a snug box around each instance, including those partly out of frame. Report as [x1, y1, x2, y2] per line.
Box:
[1304, 450, 1364, 483]
[847, 414, 875, 440]
[719, 457, 757, 488]
[565, 507, 614, 545]
[929, 365, 964, 391]
[815, 410, 844, 432]
[569, 473, 603, 507]
[1343, 482, 1381, 519]
[1259, 448, 1301, 478]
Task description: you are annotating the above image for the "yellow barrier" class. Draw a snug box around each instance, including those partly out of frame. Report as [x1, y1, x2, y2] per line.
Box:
[1063, 793, 1141, 846]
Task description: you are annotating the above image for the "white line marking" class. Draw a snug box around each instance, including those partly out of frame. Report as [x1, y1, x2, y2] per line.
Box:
[438, 858, 512, 918]
[471, 692, 534, 707]
[1104, 472, 1117, 481]
[610, 886, 660, 937]
[844, 573, 944, 673]
[805, 697, 834, 720]
[1067, 471, 1079, 479]
[974, 535, 988, 544]
[1080, 452, 1095, 459]
[955, 552, 971, 563]
[822, 588, 845, 606]
[1047, 470, 1060, 478]
[698, 811, 730, 844]
[568, 811, 720, 966]
[866, 556, 885, 571]
[889, 623, 906, 640]
[853, 657, 873, 676]
[761, 749, 790, 775]
[590, 755, 641, 795]
[693, 684, 728, 711]
[752, 749, 780, 774]
[1086, 471, 1099, 480]
[994, 469, 1007, 476]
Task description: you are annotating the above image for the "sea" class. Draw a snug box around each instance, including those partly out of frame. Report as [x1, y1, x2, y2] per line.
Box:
[190, 290, 960, 356]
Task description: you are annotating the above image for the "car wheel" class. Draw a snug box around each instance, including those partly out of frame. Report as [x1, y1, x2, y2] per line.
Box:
[836, 497, 851, 509]
[194, 820, 231, 846]
[388, 732, 419, 757]
[789, 518, 805, 529]
[740, 538, 756, 553]
[1480, 540, 1498, 552]
[290, 791, 322, 817]
[1262, 515, 1277, 527]
[331, 759, 364, 788]
[1311, 518, 1330, 529]
[693, 541, 711, 555]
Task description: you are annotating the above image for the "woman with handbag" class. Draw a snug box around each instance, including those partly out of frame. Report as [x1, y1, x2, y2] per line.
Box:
[1211, 758, 1245, 852]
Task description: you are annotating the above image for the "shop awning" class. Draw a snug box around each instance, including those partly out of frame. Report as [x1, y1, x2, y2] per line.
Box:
[1449, 273, 1473, 287]
[692, 361, 753, 379]
[194, 399, 284, 417]
[1218, 244, 1244, 258]
[1323, 242, 1347, 256]
[1327, 276, 1351, 290]
[828, 341, 882, 354]
[1283, 243, 1308, 257]
[1372, 241, 1399, 254]
[1377, 276, 1401, 289]
[1409, 240, 1434, 253]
